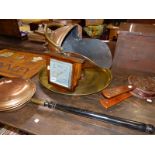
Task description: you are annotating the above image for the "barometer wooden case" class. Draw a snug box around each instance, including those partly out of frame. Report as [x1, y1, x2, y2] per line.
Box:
[47, 52, 84, 91]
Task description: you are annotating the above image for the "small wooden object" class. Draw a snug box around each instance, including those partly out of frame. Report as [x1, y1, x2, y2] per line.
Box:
[100, 92, 132, 109]
[102, 85, 134, 98]
[47, 52, 84, 91]
[100, 85, 134, 109]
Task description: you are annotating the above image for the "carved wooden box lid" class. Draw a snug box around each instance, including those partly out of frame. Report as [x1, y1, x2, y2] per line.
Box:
[128, 75, 155, 99]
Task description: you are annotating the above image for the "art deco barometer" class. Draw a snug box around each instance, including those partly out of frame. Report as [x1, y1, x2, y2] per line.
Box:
[47, 52, 84, 91]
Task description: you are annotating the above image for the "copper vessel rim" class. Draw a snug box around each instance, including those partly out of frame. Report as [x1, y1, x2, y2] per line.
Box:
[0, 78, 36, 111]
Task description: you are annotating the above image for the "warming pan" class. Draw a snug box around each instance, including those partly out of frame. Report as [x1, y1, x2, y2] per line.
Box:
[0, 77, 36, 111]
[0, 77, 154, 134]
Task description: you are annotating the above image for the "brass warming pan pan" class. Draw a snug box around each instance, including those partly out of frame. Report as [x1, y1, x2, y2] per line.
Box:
[0, 77, 36, 111]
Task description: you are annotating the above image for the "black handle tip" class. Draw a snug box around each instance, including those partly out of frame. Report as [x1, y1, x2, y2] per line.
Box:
[146, 124, 155, 134]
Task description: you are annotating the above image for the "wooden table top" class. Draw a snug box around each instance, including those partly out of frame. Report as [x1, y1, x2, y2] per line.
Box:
[0, 36, 154, 135]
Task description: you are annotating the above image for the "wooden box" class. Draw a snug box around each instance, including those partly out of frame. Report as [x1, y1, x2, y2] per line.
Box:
[47, 52, 84, 91]
[112, 23, 155, 73]
[0, 19, 27, 39]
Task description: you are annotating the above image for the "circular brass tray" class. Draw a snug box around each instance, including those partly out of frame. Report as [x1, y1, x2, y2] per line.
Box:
[39, 67, 112, 96]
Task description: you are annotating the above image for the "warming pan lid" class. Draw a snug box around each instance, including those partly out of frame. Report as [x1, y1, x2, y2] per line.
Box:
[0, 77, 36, 111]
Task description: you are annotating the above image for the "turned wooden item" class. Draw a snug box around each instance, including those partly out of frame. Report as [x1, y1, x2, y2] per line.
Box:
[31, 98, 155, 134]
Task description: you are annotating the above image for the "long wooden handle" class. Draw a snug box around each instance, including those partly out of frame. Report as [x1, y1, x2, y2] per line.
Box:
[31, 98, 155, 134]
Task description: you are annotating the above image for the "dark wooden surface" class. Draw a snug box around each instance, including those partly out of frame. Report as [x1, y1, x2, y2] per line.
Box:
[113, 23, 155, 74]
[127, 19, 155, 25]
[0, 20, 21, 38]
[0, 36, 155, 135]
[119, 22, 155, 35]
[0, 36, 47, 53]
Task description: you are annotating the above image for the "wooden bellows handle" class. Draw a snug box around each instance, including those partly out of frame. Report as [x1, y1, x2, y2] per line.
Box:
[100, 92, 132, 109]
[102, 85, 134, 98]
[100, 85, 134, 109]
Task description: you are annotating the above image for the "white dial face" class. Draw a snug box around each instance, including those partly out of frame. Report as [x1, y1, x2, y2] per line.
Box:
[49, 59, 72, 88]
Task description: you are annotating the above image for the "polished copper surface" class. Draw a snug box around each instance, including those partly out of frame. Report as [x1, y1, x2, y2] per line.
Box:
[128, 75, 155, 99]
[39, 67, 112, 96]
[128, 75, 155, 94]
[0, 77, 36, 111]
[130, 88, 155, 99]
[45, 24, 112, 69]
[45, 24, 82, 52]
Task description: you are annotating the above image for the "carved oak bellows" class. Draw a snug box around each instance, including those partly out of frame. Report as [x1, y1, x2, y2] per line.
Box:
[100, 75, 155, 109]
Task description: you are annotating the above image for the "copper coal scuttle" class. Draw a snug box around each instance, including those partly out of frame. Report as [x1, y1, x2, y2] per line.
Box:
[39, 23, 113, 95]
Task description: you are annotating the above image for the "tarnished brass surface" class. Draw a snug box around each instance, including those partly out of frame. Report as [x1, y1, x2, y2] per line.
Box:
[39, 67, 112, 96]
[0, 77, 36, 111]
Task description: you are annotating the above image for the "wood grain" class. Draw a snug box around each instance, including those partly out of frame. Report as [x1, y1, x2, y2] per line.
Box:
[100, 92, 132, 109]
[102, 85, 133, 98]
[0, 49, 46, 79]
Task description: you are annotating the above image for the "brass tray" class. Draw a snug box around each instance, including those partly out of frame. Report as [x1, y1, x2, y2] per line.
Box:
[39, 67, 112, 96]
